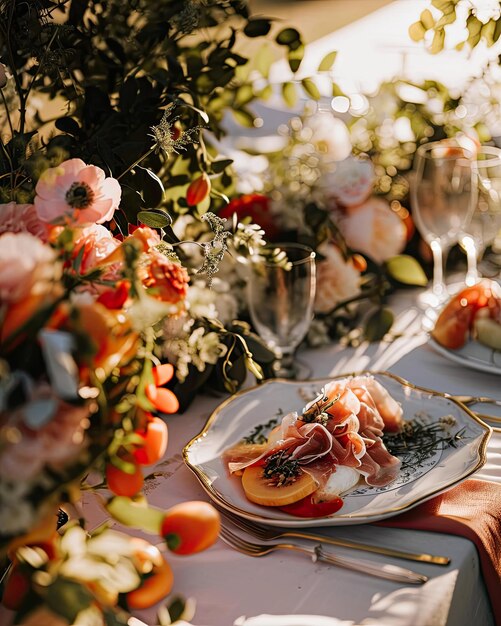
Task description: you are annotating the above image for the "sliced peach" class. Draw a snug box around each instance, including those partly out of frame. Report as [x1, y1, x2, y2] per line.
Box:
[241, 466, 317, 507]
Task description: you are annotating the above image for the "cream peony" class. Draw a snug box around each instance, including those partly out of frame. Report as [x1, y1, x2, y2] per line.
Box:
[34, 158, 121, 225]
[339, 197, 407, 263]
[0, 232, 58, 303]
[314, 243, 361, 314]
[320, 156, 374, 208]
[0, 202, 48, 241]
[303, 110, 352, 162]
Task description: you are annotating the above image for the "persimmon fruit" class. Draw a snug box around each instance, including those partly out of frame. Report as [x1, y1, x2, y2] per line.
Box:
[133, 417, 168, 465]
[161, 501, 220, 555]
[126, 539, 174, 610]
[106, 457, 144, 497]
[241, 466, 317, 506]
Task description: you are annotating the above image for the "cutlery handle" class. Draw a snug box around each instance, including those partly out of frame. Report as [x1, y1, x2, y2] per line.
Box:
[312, 545, 428, 585]
[290, 531, 449, 565]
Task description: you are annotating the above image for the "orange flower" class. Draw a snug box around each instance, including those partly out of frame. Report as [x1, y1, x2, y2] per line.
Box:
[145, 364, 179, 414]
[140, 249, 189, 304]
[72, 300, 140, 378]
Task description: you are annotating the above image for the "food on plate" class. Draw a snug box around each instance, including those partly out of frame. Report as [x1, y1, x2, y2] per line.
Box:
[223, 375, 403, 517]
[431, 280, 501, 350]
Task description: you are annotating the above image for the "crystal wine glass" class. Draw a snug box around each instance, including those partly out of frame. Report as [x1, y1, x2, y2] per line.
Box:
[462, 145, 501, 284]
[411, 141, 476, 309]
[247, 243, 316, 378]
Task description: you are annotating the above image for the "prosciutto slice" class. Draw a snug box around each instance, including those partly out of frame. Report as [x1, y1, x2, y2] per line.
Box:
[225, 375, 402, 491]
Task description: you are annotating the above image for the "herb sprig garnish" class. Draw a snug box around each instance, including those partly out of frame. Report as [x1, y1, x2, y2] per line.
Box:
[263, 450, 300, 487]
[302, 393, 340, 425]
[243, 416, 279, 445]
[383, 415, 467, 469]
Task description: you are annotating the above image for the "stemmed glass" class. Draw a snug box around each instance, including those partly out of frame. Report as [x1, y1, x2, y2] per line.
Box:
[247, 243, 316, 379]
[411, 141, 476, 310]
[461, 146, 501, 284]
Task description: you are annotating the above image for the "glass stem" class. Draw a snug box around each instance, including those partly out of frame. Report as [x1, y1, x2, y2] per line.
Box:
[430, 240, 448, 299]
[274, 349, 296, 379]
[462, 235, 479, 286]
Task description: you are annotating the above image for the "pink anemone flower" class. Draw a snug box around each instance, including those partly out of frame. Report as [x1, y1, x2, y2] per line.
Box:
[34, 158, 121, 226]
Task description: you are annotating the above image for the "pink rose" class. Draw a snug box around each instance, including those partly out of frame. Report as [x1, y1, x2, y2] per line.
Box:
[339, 197, 407, 263]
[34, 158, 121, 225]
[0, 232, 59, 304]
[73, 224, 121, 274]
[320, 156, 374, 208]
[0, 202, 49, 241]
[314, 243, 361, 314]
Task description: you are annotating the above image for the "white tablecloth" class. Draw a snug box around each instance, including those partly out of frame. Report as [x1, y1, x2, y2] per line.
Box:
[85, 292, 500, 626]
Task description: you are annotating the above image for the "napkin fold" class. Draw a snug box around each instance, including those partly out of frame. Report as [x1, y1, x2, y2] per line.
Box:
[376, 479, 501, 624]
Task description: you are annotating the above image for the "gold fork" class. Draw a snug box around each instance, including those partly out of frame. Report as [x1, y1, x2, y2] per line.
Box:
[450, 395, 501, 423]
[218, 506, 450, 565]
[219, 525, 428, 585]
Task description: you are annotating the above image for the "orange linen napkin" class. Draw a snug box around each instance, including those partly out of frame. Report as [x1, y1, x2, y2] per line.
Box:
[376, 479, 501, 623]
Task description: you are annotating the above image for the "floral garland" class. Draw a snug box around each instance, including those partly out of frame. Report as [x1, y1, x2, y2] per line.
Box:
[0, 159, 226, 624]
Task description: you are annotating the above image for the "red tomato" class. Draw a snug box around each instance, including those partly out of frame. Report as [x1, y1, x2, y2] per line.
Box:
[279, 494, 344, 518]
[133, 417, 168, 465]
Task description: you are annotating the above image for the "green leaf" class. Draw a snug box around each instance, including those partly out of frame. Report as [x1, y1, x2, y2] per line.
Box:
[431, 0, 453, 11]
[137, 210, 172, 229]
[364, 307, 394, 342]
[332, 82, 345, 97]
[420, 9, 435, 30]
[211, 159, 233, 174]
[138, 166, 164, 207]
[408, 21, 427, 42]
[276, 28, 301, 47]
[282, 82, 298, 108]
[494, 17, 501, 42]
[46, 578, 93, 623]
[318, 50, 338, 72]
[232, 108, 255, 128]
[301, 77, 321, 100]
[288, 44, 304, 73]
[254, 43, 275, 78]
[55, 117, 80, 135]
[244, 19, 272, 38]
[430, 28, 445, 53]
[386, 254, 428, 286]
[234, 84, 255, 107]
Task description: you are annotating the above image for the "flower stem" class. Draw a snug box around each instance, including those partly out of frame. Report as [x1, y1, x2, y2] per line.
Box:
[117, 146, 156, 180]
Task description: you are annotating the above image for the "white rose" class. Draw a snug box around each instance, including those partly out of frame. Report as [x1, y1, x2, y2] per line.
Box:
[339, 197, 407, 263]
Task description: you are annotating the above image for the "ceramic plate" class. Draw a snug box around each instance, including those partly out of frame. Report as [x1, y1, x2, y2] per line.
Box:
[429, 337, 501, 375]
[183, 371, 491, 527]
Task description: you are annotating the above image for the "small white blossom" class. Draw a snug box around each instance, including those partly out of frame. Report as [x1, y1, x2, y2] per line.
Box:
[165, 326, 227, 382]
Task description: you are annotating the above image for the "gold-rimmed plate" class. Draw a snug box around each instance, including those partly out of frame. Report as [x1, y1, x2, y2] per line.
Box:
[183, 371, 491, 527]
[429, 336, 501, 376]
